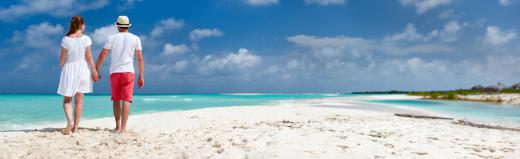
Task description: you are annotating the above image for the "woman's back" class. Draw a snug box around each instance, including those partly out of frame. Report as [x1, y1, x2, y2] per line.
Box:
[57, 35, 93, 97]
[61, 35, 92, 63]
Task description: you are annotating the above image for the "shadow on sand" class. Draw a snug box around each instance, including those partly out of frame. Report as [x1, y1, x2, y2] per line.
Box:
[0, 127, 106, 133]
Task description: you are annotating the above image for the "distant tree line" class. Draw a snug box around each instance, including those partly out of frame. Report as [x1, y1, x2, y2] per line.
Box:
[408, 82, 520, 100]
[351, 82, 520, 100]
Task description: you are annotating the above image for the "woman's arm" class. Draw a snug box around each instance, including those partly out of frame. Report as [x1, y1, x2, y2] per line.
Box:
[59, 47, 67, 69]
[85, 46, 100, 81]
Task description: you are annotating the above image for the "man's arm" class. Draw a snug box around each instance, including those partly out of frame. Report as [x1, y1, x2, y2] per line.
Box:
[95, 49, 109, 78]
[136, 50, 144, 89]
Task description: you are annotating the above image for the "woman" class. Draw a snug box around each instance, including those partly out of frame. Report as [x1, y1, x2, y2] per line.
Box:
[57, 16, 100, 135]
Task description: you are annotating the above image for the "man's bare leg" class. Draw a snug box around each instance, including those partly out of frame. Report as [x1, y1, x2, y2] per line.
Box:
[113, 100, 122, 132]
[120, 100, 131, 133]
[72, 93, 84, 133]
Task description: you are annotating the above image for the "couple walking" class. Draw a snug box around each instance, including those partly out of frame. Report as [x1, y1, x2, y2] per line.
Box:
[57, 15, 144, 134]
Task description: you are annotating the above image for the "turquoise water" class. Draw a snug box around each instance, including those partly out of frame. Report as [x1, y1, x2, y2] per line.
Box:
[2, 94, 520, 131]
[0, 93, 346, 130]
[366, 99, 520, 125]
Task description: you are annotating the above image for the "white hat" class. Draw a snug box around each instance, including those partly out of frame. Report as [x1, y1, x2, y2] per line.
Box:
[115, 16, 132, 27]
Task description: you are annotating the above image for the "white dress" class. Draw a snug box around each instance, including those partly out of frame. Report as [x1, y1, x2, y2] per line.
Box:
[57, 35, 93, 97]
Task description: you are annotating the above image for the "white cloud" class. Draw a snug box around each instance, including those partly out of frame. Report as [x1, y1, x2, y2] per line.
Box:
[161, 43, 190, 56]
[287, 34, 453, 58]
[499, 0, 511, 6]
[8, 22, 64, 73]
[11, 22, 64, 48]
[483, 26, 517, 45]
[151, 18, 185, 37]
[438, 21, 462, 42]
[174, 60, 189, 72]
[202, 48, 262, 70]
[304, 0, 346, 5]
[0, 0, 109, 21]
[91, 25, 118, 45]
[288, 34, 371, 57]
[243, 0, 279, 6]
[384, 23, 431, 42]
[399, 0, 453, 14]
[118, 0, 142, 10]
[384, 21, 463, 43]
[438, 9, 454, 19]
[189, 29, 223, 41]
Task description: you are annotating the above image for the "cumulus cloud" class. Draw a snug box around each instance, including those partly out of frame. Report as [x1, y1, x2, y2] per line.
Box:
[243, 0, 279, 6]
[8, 22, 64, 73]
[304, 0, 346, 5]
[202, 48, 262, 71]
[287, 34, 453, 58]
[0, 0, 109, 21]
[399, 0, 453, 14]
[10, 22, 64, 48]
[483, 26, 517, 45]
[384, 23, 433, 42]
[151, 18, 185, 37]
[161, 43, 190, 56]
[384, 21, 463, 43]
[189, 29, 223, 41]
[91, 25, 118, 45]
[174, 60, 189, 72]
[438, 21, 463, 42]
[118, 0, 142, 10]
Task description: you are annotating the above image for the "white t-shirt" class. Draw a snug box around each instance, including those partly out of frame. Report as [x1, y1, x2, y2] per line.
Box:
[103, 32, 142, 74]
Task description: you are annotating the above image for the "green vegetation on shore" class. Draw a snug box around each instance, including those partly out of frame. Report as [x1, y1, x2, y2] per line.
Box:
[408, 83, 520, 100]
[352, 82, 520, 101]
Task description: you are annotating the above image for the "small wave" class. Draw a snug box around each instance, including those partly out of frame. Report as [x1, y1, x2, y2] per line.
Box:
[221, 93, 268, 96]
[322, 93, 341, 97]
[142, 97, 193, 102]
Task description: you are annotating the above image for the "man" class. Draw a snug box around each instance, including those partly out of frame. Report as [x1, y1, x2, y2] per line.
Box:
[96, 16, 144, 133]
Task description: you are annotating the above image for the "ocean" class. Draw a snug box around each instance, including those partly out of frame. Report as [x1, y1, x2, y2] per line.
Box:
[367, 99, 520, 125]
[0, 93, 345, 131]
[1, 94, 520, 131]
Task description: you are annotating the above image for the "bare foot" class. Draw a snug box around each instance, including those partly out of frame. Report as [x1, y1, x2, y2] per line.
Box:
[72, 127, 79, 133]
[62, 123, 73, 135]
[114, 126, 121, 133]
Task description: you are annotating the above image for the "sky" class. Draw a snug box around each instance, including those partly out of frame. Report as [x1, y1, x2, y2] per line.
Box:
[0, 0, 519, 93]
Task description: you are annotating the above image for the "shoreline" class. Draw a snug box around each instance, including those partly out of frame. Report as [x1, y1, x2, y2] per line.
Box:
[410, 93, 520, 106]
[2, 95, 433, 133]
[1, 95, 520, 158]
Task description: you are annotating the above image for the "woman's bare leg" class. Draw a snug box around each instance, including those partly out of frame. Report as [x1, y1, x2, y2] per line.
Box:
[113, 100, 122, 132]
[72, 93, 84, 133]
[62, 96, 73, 135]
[120, 100, 131, 133]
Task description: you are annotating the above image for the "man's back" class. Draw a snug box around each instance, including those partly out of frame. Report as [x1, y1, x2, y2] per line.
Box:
[104, 32, 142, 74]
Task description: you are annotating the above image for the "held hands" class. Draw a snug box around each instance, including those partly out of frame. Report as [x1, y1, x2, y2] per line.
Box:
[92, 71, 100, 82]
[138, 77, 144, 89]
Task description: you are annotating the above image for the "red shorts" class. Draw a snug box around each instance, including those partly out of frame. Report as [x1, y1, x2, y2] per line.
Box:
[110, 72, 135, 102]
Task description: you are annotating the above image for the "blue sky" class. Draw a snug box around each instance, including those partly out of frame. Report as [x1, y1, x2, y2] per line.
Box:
[0, 0, 519, 93]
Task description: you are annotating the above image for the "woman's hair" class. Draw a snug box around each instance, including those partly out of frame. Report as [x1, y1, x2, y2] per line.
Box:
[66, 16, 85, 36]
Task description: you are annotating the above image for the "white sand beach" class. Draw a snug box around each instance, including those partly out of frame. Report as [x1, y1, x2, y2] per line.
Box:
[458, 94, 520, 105]
[1, 95, 519, 158]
